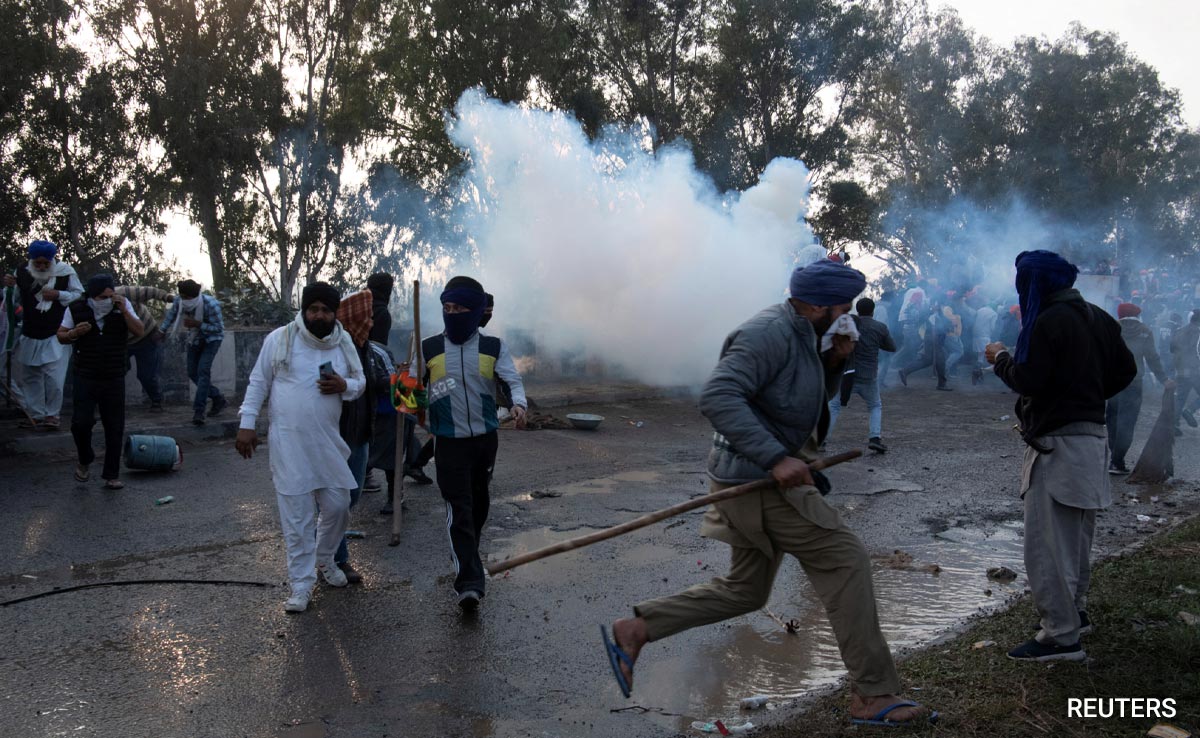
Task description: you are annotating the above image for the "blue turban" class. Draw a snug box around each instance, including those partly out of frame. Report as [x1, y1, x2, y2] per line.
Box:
[1013, 250, 1078, 364]
[86, 273, 115, 298]
[789, 259, 867, 306]
[28, 240, 57, 260]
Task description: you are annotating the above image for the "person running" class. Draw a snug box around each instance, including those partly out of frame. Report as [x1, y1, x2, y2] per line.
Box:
[604, 260, 935, 727]
[827, 297, 895, 453]
[423, 276, 527, 613]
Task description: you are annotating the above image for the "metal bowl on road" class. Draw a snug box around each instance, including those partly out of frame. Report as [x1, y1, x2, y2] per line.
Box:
[566, 413, 604, 430]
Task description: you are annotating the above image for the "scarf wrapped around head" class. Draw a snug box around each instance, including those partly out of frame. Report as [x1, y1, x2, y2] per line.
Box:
[1014, 250, 1079, 364]
[1117, 302, 1141, 319]
[440, 276, 487, 344]
[86, 274, 114, 298]
[337, 290, 374, 347]
[301, 282, 341, 313]
[789, 259, 866, 306]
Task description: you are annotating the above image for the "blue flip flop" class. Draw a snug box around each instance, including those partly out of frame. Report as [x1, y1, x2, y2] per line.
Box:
[850, 700, 940, 727]
[600, 624, 633, 698]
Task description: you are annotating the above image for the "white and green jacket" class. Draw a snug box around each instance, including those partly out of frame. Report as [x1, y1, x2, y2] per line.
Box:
[423, 331, 527, 438]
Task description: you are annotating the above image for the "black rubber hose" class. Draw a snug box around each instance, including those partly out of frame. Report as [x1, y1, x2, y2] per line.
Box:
[0, 579, 277, 607]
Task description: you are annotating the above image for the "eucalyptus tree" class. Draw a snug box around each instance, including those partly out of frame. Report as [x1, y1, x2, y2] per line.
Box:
[95, 0, 277, 291]
[2, 0, 168, 279]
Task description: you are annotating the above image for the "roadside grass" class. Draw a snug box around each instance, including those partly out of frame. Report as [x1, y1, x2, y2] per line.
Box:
[757, 516, 1200, 738]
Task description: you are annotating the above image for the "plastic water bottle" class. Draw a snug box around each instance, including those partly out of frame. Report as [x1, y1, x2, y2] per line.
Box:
[154, 496, 174, 506]
[739, 695, 770, 710]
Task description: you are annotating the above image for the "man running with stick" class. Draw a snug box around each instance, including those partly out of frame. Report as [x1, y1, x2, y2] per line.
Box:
[603, 259, 935, 727]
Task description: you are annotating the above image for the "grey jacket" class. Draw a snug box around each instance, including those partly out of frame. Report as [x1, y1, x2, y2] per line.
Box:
[699, 302, 841, 484]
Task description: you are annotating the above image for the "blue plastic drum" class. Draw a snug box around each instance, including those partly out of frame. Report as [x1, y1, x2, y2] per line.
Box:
[124, 435, 182, 471]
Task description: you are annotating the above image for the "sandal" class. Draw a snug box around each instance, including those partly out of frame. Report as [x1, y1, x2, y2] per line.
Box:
[18, 418, 39, 429]
[39, 417, 61, 431]
[103, 479, 125, 490]
[74, 463, 90, 482]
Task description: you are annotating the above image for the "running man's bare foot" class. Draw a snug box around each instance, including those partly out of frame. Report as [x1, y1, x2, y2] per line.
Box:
[610, 616, 649, 689]
[850, 691, 932, 724]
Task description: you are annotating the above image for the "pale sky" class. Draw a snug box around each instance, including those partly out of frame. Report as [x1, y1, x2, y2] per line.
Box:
[941, 0, 1200, 127]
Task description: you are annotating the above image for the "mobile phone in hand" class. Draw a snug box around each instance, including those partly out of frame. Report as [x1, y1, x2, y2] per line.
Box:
[319, 361, 334, 378]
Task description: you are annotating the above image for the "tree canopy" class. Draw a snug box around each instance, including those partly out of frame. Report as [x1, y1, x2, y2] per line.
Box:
[1, 0, 1196, 294]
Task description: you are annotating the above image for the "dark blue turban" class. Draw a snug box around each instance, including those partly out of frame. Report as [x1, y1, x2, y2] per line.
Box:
[789, 259, 867, 306]
[86, 273, 115, 298]
[28, 240, 57, 260]
[1013, 250, 1078, 364]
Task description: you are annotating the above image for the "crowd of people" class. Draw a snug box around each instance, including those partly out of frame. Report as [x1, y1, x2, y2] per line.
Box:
[3, 237, 1196, 727]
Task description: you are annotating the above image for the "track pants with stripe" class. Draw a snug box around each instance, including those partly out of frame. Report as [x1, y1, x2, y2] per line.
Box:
[435, 431, 499, 595]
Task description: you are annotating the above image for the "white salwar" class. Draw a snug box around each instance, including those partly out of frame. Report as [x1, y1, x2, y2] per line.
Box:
[13, 265, 82, 420]
[240, 321, 365, 596]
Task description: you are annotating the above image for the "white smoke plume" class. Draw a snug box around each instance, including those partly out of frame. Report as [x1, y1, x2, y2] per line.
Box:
[438, 89, 819, 387]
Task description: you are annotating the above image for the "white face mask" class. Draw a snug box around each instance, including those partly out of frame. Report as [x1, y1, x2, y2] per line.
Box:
[89, 298, 114, 319]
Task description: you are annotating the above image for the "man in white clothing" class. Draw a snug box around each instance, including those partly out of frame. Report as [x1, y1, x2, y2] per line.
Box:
[2, 240, 83, 430]
[236, 282, 365, 613]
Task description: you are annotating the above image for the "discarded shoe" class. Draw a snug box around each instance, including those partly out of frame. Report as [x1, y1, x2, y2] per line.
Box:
[1007, 638, 1086, 662]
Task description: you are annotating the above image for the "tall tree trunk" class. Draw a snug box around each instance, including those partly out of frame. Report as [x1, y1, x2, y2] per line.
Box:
[193, 190, 229, 291]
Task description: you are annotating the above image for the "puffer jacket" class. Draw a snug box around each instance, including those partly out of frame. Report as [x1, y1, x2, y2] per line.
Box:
[699, 302, 843, 484]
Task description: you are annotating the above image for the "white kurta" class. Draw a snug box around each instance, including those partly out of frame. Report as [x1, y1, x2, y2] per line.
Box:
[239, 327, 365, 496]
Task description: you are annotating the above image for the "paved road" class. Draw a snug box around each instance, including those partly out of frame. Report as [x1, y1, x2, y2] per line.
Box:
[2, 375, 1197, 738]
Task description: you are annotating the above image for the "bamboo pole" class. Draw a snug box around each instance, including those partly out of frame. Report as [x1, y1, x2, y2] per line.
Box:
[390, 280, 422, 546]
[486, 449, 862, 576]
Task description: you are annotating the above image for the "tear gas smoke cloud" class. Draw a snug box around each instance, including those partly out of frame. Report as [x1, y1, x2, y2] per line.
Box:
[430, 90, 821, 387]
[880, 198, 1126, 304]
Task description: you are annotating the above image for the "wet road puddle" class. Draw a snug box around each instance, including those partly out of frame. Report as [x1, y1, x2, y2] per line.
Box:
[626, 524, 1025, 733]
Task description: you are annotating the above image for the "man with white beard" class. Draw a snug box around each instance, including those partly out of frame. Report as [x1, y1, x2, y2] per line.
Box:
[2, 240, 83, 430]
[236, 283, 365, 613]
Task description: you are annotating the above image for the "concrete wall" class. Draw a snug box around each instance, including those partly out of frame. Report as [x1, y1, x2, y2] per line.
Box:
[123, 328, 271, 403]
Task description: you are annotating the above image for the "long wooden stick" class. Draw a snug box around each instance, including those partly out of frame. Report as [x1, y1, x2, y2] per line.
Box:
[486, 449, 862, 576]
[390, 280, 422, 546]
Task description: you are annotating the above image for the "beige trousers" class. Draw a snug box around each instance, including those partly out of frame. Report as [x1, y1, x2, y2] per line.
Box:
[634, 485, 902, 697]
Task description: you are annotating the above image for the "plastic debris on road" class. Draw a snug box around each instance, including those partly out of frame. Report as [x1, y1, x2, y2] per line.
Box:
[154, 496, 174, 506]
[739, 695, 770, 710]
[972, 640, 997, 649]
[691, 719, 754, 735]
[1147, 724, 1192, 738]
